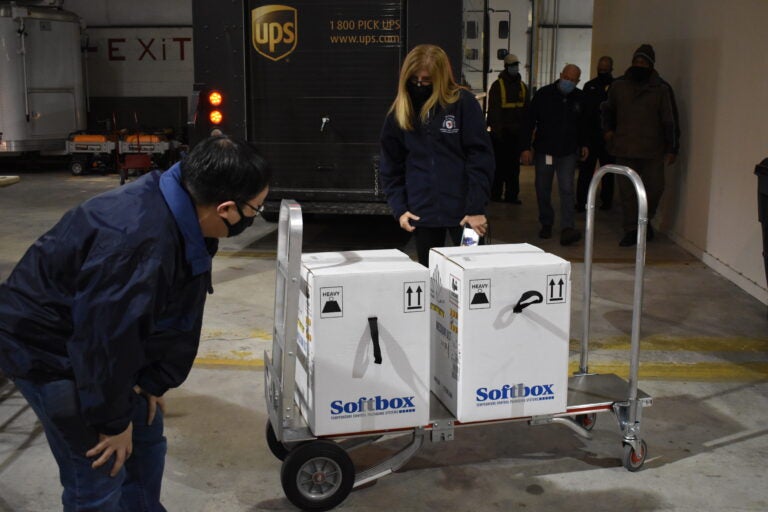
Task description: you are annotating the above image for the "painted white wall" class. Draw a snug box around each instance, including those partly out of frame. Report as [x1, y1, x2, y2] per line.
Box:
[62, 0, 191, 26]
[593, 0, 768, 304]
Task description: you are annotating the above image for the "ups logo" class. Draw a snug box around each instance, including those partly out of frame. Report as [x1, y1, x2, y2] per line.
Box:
[252, 5, 297, 61]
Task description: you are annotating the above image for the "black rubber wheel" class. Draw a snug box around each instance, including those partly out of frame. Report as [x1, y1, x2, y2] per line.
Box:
[281, 440, 355, 511]
[622, 439, 648, 472]
[69, 156, 88, 176]
[265, 420, 290, 461]
[575, 413, 597, 431]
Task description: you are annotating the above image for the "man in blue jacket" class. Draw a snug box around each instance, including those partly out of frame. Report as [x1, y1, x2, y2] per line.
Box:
[522, 64, 589, 246]
[0, 135, 270, 511]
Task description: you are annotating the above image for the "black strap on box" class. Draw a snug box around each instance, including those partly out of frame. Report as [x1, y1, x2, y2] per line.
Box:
[513, 290, 543, 313]
[368, 316, 382, 364]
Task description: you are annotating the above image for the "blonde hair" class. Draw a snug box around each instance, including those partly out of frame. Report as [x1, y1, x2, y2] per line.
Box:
[389, 44, 462, 131]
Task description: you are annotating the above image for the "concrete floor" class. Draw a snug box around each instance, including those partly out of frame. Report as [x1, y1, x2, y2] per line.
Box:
[1, 168, 767, 511]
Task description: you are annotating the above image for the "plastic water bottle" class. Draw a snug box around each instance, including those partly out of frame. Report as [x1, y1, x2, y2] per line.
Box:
[461, 225, 480, 246]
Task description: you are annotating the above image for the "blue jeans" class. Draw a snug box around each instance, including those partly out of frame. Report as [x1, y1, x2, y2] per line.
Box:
[534, 152, 578, 229]
[13, 378, 168, 512]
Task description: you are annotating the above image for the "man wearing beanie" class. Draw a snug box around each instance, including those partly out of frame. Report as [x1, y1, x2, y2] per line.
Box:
[602, 43, 680, 246]
[487, 52, 530, 204]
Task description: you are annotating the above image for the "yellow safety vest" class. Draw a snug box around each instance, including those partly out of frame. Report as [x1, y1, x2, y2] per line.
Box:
[499, 79, 527, 109]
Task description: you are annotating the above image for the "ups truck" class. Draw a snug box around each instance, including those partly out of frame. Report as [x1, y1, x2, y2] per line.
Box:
[191, 0, 466, 217]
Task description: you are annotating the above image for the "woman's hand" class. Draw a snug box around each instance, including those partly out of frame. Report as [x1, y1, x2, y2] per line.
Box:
[461, 215, 488, 236]
[399, 211, 420, 232]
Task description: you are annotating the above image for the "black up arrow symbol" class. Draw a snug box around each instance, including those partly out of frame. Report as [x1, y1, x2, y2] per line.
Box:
[549, 278, 564, 301]
[407, 286, 423, 309]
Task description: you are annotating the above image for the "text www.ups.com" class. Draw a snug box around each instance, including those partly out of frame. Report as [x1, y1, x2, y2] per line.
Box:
[329, 33, 400, 45]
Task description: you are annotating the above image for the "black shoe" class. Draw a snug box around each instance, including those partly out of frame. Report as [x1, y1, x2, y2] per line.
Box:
[647, 224, 655, 241]
[539, 225, 552, 239]
[575, 204, 586, 213]
[506, 198, 522, 205]
[560, 227, 582, 246]
[599, 203, 612, 211]
[619, 230, 637, 247]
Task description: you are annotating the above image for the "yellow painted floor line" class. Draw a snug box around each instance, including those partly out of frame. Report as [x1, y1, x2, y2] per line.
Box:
[571, 336, 768, 353]
[194, 357, 265, 368]
[568, 361, 768, 382]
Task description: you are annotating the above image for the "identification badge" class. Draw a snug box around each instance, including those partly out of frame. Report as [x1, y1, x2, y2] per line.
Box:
[545, 155, 553, 165]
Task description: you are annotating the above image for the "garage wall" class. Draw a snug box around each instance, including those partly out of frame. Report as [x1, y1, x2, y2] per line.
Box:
[592, 0, 768, 304]
[63, 0, 192, 26]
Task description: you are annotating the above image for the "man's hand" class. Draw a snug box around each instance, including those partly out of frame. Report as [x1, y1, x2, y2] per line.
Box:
[134, 385, 165, 425]
[520, 150, 533, 165]
[398, 211, 419, 232]
[580, 147, 589, 161]
[87, 423, 133, 477]
[604, 131, 614, 143]
[461, 215, 488, 237]
[665, 153, 677, 165]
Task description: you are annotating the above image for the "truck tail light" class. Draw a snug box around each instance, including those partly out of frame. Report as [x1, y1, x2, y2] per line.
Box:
[209, 110, 223, 125]
[208, 91, 223, 106]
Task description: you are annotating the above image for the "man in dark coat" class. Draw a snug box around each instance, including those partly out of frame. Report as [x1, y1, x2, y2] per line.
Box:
[522, 64, 589, 246]
[576, 55, 616, 212]
[487, 52, 530, 204]
[602, 44, 680, 246]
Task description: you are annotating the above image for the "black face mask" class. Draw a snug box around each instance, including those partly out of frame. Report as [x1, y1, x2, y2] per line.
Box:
[626, 66, 652, 82]
[597, 72, 613, 85]
[222, 204, 255, 237]
[406, 81, 433, 112]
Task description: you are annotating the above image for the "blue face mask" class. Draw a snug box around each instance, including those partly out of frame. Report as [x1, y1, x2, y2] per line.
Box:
[558, 79, 576, 95]
[506, 64, 519, 75]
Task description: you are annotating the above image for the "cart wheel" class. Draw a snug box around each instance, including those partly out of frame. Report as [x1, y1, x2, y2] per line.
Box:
[266, 420, 290, 461]
[574, 413, 597, 431]
[69, 156, 87, 176]
[281, 440, 354, 511]
[622, 439, 648, 472]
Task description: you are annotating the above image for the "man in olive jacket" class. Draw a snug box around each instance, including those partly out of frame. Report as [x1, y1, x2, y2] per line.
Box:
[602, 44, 679, 246]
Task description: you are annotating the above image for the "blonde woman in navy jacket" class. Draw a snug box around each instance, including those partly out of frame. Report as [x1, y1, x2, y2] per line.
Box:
[380, 44, 494, 266]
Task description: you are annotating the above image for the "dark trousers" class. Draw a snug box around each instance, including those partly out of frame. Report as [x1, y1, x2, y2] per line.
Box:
[534, 152, 577, 229]
[13, 378, 168, 512]
[616, 157, 665, 232]
[414, 226, 462, 266]
[491, 136, 521, 201]
[577, 142, 615, 209]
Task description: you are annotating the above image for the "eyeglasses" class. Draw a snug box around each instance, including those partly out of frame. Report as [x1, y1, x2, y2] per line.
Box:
[409, 76, 432, 87]
[242, 201, 265, 217]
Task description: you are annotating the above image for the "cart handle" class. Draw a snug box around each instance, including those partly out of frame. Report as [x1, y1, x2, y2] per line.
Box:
[513, 291, 543, 313]
[368, 317, 382, 364]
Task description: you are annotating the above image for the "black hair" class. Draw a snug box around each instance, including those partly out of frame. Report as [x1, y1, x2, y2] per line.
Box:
[181, 135, 271, 205]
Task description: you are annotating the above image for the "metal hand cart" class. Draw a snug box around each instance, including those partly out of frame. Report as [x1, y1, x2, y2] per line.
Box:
[264, 165, 653, 511]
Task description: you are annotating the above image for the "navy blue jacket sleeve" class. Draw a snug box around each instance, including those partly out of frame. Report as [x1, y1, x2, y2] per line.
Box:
[135, 313, 204, 397]
[379, 114, 409, 219]
[460, 93, 495, 215]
